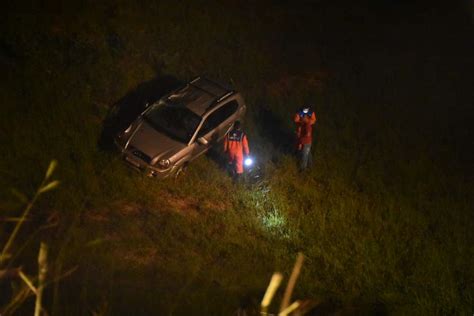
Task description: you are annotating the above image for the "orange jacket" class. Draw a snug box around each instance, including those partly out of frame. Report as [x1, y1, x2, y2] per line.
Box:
[224, 129, 249, 157]
[297, 122, 313, 145]
[294, 110, 317, 145]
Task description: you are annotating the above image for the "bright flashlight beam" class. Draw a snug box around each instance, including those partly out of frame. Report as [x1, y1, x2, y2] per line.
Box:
[244, 158, 253, 166]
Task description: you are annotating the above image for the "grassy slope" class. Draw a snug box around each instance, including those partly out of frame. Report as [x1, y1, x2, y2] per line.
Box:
[1, 1, 473, 315]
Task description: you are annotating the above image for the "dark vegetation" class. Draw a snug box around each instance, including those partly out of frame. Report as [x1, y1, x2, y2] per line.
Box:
[1, 0, 473, 314]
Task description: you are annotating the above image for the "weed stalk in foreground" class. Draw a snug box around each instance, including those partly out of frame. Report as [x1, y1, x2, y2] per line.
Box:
[0, 160, 59, 316]
[260, 252, 314, 316]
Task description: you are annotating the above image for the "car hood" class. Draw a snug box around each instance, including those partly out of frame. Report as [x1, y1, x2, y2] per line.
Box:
[126, 120, 186, 162]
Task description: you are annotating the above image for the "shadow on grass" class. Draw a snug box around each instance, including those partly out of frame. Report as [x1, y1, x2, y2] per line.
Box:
[206, 143, 227, 168]
[254, 106, 295, 157]
[98, 74, 182, 150]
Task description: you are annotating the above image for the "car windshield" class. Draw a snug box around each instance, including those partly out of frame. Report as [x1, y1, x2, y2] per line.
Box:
[144, 103, 201, 143]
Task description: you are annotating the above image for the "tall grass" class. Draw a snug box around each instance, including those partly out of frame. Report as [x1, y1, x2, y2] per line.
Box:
[1, 161, 59, 315]
[1, 0, 473, 315]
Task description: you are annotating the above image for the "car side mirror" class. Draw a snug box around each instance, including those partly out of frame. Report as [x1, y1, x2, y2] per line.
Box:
[197, 137, 209, 146]
[145, 102, 150, 108]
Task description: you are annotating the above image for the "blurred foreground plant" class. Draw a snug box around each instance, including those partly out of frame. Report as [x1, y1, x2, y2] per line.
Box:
[259, 253, 315, 316]
[0, 160, 60, 316]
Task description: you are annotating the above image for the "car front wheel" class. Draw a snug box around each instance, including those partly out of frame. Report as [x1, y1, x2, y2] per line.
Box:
[172, 163, 188, 179]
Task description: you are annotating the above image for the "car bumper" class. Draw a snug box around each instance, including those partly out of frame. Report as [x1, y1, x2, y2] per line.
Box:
[114, 138, 173, 178]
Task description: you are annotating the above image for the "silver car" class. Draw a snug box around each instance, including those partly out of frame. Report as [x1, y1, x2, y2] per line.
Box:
[114, 76, 247, 178]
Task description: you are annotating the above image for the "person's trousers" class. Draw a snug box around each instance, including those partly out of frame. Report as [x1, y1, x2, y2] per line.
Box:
[299, 143, 312, 170]
[228, 152, 244, 174]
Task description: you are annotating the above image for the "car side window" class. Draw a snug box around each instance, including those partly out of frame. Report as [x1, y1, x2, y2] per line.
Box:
[217, 100, 239, 120]
[198, 100, 239, 137]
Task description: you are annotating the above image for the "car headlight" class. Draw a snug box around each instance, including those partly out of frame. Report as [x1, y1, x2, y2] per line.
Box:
[158, 159, 170, 169]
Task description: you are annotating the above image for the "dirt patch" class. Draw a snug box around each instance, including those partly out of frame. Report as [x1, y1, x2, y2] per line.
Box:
[86, 208, 111, 223]
[119, 246, 159, 267]
[160, 193, 201, 217]
[85, 201, 144, 221]
[118, 202, 143, 216]
[160, 192, 232, 217]
[82, 193, 232, 269]
[201, 199, 229, 212]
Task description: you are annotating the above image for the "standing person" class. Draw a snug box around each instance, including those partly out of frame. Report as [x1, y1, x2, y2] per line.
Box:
[294, 106, 317, 170]
[224, 121, 250, 180]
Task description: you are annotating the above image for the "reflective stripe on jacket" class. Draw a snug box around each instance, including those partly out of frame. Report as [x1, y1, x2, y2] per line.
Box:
[224, 129, 249, 156]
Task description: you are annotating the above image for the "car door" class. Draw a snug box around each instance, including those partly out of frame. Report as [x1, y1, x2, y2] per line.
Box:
[192, 99, 239, 157]
[191, 111, 220, 158]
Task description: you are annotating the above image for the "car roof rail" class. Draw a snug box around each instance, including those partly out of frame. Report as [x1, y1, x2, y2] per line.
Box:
[191, 76, 233, 92]
[190, 76, 201, 83]
[216, 90, 234, 102]
[203, 91, 234, 114]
